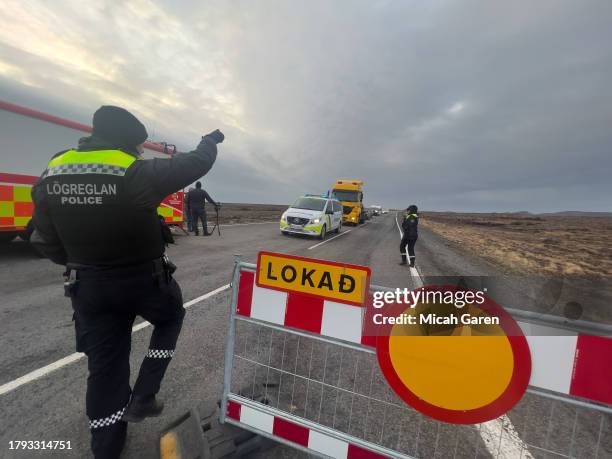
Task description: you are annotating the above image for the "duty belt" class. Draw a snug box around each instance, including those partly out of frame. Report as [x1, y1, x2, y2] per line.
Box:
[63, 256, 177, 296]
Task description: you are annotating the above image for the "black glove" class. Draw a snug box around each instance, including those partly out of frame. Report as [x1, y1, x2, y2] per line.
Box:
[204, 129, 224, 144]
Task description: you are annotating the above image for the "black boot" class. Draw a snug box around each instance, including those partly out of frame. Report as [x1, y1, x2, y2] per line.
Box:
[409, 257, 415, 268]
[399, 254, 407, 265]
[91, 422, 127, 459]
[122, 395, 164, 423]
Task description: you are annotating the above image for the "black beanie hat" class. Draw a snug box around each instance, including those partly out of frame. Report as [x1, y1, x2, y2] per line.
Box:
[92, 106, 148, 148]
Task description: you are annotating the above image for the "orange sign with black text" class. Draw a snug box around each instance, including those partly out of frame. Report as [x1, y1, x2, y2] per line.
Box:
[256, 251, 371, 306]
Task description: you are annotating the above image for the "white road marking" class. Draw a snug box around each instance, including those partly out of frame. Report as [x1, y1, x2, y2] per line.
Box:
[409, 266, 423, 287]
[0, 353, 85, 397]
[480, 416, 535, 459]
[394, 212, 532, 458]
[307, 221, 370, 250]
[307, 229, 352, 250]
[183, 284, 230, 307]
[0, 283, 231, 396]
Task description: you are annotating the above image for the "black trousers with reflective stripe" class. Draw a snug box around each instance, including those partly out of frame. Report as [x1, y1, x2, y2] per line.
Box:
[71, 270, 184, 459]
[400, 235, 417, 259]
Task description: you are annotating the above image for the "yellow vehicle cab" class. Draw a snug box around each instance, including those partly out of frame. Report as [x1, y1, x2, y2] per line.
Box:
[332, 179, 365, 225]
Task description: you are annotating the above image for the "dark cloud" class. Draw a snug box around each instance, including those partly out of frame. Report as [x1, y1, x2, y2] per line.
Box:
[1, 0, 611, 211]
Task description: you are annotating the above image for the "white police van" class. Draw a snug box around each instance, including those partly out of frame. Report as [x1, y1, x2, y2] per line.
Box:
[280, 195, 343, 239]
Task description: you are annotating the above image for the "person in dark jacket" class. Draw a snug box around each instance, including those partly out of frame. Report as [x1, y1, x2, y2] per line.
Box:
[187, 181, 218, 236]
[185, 186, 195, 232]
[400, 204, 419, 267]
[30, 105, 224, 459]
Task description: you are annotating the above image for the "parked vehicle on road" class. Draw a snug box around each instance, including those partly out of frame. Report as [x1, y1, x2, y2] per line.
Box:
[332, 179, 365, 225]
[280, 195, 342, 239]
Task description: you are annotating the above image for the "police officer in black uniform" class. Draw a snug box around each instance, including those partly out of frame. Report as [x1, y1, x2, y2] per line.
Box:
[30, 106, 224, 458]
[400, 205, 419, 267]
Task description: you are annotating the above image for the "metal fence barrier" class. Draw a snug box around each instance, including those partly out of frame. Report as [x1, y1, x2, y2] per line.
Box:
[220, 258, 611, 458]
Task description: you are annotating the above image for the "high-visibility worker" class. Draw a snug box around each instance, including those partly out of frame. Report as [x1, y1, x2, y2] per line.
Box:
[400, 204, 419, 267]
[30, 105, 224, 459]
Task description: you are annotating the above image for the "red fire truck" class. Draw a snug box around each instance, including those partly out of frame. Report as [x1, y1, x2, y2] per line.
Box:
[0, 100, 185, 242]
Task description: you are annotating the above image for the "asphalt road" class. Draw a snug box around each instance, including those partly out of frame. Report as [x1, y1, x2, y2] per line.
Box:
[0, 214, 609, 458]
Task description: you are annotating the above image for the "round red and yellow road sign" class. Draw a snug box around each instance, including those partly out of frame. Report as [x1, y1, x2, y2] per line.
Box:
[375, 286, 531, 424]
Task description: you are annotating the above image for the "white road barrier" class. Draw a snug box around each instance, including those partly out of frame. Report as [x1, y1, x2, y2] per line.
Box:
[220, 248, 611, 457]
[221, 259, 416, 458]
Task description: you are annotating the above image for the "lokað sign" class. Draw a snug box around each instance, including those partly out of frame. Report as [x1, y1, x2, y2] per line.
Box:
[256, 251, 371, 305]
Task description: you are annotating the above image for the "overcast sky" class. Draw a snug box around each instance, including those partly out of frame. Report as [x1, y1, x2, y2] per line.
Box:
[1, 0, 611, 212]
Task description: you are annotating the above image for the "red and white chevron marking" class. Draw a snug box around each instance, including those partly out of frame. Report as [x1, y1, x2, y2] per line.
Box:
[519, 323, 611, 405]
[226, 399, 390, 458]
[237, 270, 372, 346]
[236, 270, 612, 406]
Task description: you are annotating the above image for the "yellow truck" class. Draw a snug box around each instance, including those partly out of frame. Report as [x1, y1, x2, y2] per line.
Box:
[332, 179, 365, 225]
